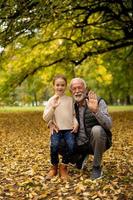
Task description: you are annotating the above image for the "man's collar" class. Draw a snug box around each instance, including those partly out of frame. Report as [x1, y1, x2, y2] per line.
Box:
[76, 99, 86, 107]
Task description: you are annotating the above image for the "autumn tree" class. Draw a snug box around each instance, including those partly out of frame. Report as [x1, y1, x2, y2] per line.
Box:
[0, 0, 133, 104]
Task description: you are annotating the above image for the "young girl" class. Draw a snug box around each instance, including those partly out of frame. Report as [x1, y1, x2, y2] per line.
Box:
[43, 74, 78, 180]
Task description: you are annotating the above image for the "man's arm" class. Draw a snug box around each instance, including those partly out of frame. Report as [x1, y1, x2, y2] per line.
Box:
[86, 90, 112, 130]
[94, 99, 112, 130]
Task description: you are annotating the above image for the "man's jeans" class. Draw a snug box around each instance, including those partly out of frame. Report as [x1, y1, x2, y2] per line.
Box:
[50, 130, 75, 165]
[75, 125, 107, 167]
[90, 125, 107, 167]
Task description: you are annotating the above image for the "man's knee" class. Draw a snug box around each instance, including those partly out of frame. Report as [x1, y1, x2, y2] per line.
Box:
[91, 125, 106, 139]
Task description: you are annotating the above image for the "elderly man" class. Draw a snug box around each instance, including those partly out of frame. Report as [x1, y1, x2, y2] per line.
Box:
[69, 78, 112, 180]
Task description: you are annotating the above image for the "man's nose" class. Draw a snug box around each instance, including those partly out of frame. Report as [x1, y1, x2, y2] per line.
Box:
[75, 88, 80, 92]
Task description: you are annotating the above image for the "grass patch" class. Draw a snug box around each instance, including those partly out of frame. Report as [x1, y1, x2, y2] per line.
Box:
[0, 105, 133, 113]
[108, 105, 133, 112]
[0, 106, 44, 112]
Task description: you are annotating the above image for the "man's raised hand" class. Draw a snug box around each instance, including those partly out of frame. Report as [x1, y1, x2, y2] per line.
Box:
[86, 91, 98, 113]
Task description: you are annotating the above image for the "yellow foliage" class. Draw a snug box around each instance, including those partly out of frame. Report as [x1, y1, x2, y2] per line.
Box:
[96, 65, 112, 85]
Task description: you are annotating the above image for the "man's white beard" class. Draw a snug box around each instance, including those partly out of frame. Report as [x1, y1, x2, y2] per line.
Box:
[73, 92, 86, 102]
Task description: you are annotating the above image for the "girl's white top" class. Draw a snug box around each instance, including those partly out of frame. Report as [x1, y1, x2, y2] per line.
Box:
[43, 95, 78, 130]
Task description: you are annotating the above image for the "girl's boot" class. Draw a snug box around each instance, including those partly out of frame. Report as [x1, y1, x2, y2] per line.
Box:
[59, 163, 69, 180]
[46, 164, 58, 180]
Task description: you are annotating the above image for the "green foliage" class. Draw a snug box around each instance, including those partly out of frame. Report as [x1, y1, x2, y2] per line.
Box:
[0, 0, 132, 105]
[101, 47, 133, 104]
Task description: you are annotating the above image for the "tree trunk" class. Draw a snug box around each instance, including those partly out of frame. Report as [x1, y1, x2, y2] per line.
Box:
[109, 92, 114, 105]
[33, 91, 38, 106]
[126, 95, 131, 105]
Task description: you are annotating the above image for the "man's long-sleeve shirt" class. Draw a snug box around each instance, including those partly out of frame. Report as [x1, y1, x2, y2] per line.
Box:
[94, 99, 112, 130]
[76, 99, 112, 146]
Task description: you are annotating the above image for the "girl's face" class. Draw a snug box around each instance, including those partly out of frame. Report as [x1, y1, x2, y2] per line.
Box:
[53, 78, 67, 96]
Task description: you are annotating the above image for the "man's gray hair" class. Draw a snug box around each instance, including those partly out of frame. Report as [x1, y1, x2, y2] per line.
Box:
[69, 78, 87, 90]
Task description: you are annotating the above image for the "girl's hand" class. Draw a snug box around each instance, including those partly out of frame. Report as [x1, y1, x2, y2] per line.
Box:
[86, 90, 98, 113]
[51, 95, 60, 109]
[49, 121, 59, 134]
[71, 123, 79, 133]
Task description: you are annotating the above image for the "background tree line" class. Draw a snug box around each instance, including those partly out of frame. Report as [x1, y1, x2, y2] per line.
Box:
[0, 0, 133, 105]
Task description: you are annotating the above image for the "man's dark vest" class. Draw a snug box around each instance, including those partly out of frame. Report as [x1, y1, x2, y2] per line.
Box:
[74, 98, 112, 150]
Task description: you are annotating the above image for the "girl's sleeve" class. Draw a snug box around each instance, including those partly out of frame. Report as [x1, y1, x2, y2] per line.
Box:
[43, 100, 55, 123]
[73, 116, 79, 127]
[72, 100, 79, 127]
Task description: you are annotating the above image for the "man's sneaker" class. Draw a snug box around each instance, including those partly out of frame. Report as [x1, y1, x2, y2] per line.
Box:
[91, 166, 103, 180]
[76, 155, 88, 170]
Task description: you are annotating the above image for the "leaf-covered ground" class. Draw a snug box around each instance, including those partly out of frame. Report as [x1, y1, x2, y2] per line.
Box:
[0, 111, 132, 200]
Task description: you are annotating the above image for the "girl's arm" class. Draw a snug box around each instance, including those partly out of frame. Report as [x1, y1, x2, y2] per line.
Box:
[71, 116, 79, 133]
[43, 95, 60, 123]
[71, 105, 79, 133]
[43, 102, 55, 123]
